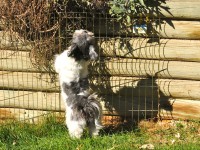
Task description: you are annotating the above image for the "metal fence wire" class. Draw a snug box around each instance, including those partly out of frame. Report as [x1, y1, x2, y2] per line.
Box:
[0, 12, 161, 125]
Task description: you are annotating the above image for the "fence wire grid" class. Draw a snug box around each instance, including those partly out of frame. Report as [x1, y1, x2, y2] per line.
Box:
[0, 12, 161, 125]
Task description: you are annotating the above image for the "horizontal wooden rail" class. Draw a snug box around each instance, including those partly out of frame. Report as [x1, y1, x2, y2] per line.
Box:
[95, 20, 200, 40]
[148, 0, 200, 19]
[91, 77, 200, 100]
[93, 58, 200, 80]
[99, 38, 200, 62]
[1, 90, 200, 121]
[159, 98, 200, 120]
[1, 71, 200, 100]
[0, 71, 59, 92]
[0, 90, 62, 111]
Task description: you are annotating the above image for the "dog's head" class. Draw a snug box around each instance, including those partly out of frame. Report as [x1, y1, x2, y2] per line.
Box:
[67, 29, 98, 61]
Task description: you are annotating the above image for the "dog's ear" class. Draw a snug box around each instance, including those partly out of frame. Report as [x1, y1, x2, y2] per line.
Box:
[67, 44, 79, 57]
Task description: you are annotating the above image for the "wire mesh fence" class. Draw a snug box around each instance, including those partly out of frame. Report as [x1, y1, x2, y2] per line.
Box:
[0, 11, 161, 125]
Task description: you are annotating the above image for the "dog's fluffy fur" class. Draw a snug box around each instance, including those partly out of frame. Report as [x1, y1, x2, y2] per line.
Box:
[55, 29, 102, 138]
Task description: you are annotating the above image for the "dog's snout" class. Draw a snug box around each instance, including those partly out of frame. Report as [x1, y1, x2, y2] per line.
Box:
[90, 54, 98, 60]
[89, 50, 98, 60]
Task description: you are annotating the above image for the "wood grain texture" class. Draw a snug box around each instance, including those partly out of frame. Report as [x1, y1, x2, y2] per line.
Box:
[99, 38, 200, 62]
[150, 0, 200, 19]
[2, 50, 200, 81]
[0, 50, 35, 72]
[0, 89, 157, 117]
[159, 98, 200, 120]
[1, 71, 200, 100]
[93, 58, 200, 80]
[1, 90, 199, 120]
[95, 20, 200, 40]
[91, 77, 200, 100]
[0, 49, 55, 72]
[102, 95, 200, 120]
[0, 90, 62, 111]
[0, 71, 59, 92]
[159, 20, 200, 40]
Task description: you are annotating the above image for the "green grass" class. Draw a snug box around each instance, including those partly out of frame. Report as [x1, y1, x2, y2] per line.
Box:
[0, 118, 200, 150]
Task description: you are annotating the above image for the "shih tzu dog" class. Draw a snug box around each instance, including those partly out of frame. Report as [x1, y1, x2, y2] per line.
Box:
[55, 29, 102, 138]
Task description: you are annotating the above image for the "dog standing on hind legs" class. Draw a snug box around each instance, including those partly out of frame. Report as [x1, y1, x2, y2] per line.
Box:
[54, 29, 102, 138]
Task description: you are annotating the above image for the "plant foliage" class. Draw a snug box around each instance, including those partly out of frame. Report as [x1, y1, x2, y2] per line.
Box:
[109, 0, 146, 25]
[0, 0, 148, 74]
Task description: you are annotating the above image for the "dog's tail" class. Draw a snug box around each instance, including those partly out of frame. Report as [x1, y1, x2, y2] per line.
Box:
[79, 93, 103, 128]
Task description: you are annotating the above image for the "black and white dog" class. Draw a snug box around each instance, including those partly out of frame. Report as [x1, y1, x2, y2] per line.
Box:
[55, 29, 102, 138]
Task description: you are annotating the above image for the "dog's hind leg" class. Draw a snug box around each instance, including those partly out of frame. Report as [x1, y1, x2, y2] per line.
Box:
[67, 120, 85, 138]
[66, 108, 85, 138]
[88, 121, 101, 137]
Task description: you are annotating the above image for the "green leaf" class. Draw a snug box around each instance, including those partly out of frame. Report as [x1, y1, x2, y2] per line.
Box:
[126, 16, 131, 24]
[127, 9, 131, 13]
[130, 5, 135, 11]
[112, 6, 124, 14]
[139, 0, 145, 6]
[117, 16, 122, 21]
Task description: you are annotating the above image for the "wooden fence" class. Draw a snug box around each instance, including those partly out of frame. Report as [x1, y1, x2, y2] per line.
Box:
[0, 0, 200, 123]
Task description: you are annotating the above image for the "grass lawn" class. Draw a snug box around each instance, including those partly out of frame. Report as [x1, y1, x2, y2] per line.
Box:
[0, 117, 200, 150]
